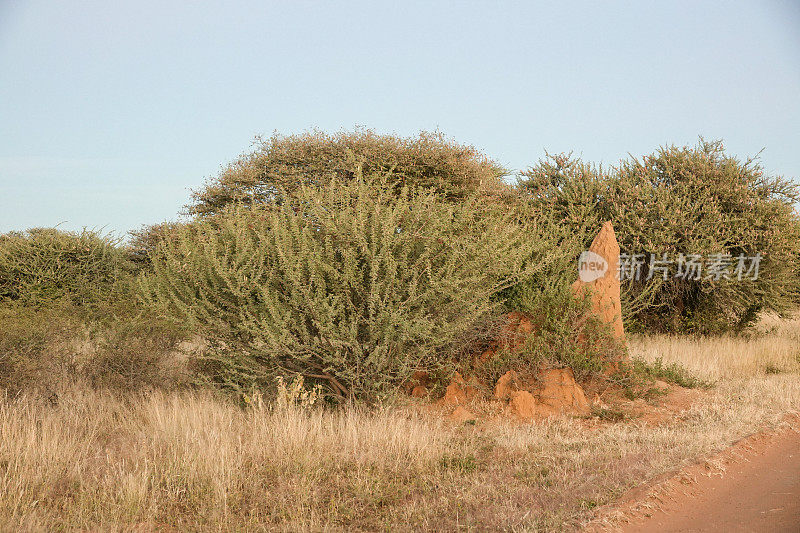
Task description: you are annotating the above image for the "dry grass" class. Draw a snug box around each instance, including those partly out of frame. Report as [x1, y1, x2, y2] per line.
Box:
[629, 313, 800, 381]
[1, 315, 799, 531]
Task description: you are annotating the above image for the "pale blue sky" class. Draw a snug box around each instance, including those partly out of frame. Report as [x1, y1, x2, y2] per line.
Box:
[1, 1, 799, 236]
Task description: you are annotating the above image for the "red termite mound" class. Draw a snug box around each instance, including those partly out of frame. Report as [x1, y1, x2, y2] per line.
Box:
[571, 220, 625, 341]
[412, 221, 628, 422]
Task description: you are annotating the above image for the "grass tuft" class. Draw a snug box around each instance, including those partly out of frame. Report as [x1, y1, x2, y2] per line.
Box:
[631, 356, 713, 389]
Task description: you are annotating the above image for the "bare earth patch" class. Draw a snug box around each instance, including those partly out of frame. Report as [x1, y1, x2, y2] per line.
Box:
[588, 415, 800, 532]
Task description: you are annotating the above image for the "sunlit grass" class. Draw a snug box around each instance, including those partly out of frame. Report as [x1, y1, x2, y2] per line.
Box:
[629, 313, 800, 381]
[0, 313, 798, 531]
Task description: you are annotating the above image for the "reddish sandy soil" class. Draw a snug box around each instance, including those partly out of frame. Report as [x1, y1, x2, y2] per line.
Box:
[589, 417, 800, 532]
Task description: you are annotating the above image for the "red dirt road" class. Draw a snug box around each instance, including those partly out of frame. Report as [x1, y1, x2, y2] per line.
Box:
[596, 420, 800, 532]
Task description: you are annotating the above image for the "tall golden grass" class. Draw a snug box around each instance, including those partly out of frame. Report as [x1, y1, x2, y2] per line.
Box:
[1, 314, 799, 531]
[629, 314, 800, 380]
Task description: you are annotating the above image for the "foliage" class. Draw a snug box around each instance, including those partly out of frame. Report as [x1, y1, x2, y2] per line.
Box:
[0, 228, 132, 308]
[0, 303, 188, 395]
[518, 139, 800, 334]
[480, 286, 629, 385]
[273, 375, 324, 411]
[630, 357, 712, 389]
[0, 227, 188, 395]
[127, 221, 186, 269]
[141, 178, 535, 401]
[481, 203, 629, 385]
[188, 129, 510, 216]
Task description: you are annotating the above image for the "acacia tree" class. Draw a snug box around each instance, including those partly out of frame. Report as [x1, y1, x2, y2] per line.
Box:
[142, 178, 536, 400]
[519, 140, 800, 334]
[188, 129, 511, 216]
[0, 228, 128, 307]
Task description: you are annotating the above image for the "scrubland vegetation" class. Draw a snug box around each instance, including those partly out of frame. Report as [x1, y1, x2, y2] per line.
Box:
[1, 129, 799, 530]
[520, 141, 800, 334]
[0, 316, 798, 531]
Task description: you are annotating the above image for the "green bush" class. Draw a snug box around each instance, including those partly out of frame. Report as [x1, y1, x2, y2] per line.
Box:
[188, 129, 510, 216]
[127, 221, 186, 269]
[630, 357, 712, 389]
[480, 287, 628, 386]
[0, 228, 132, 308]
[518, 140, 800, 334]
[141, 178, 536, 401]
[0, 304, 187, 395]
